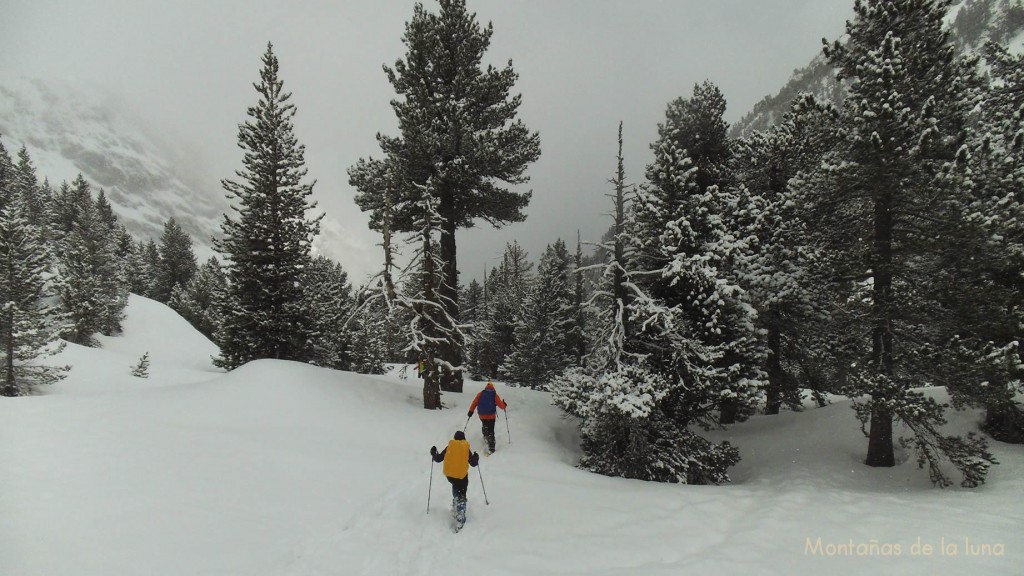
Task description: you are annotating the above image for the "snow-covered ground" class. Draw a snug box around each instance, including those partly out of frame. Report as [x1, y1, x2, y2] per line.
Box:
[1, 295, 1021, 575]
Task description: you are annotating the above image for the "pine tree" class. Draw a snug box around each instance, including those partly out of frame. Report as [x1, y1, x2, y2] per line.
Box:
[214, 43, 322, 370]
[169, 256, 226, 341]
[13, 146, 49, 232]
[553, 121, 753, 484]
[726, 94, 842, 414]
[658, 80, 731, 192]
[567, 232, 589, 367]
[937, 41, 1024, 443]
[301, 255, 354, 370]
[53, 176, 126, 345]
[141, 240, 161, 299]
[347, 289, 391, 375]
[94, 189, 117, 231]
[0, 191, 67, 396]
[357, 181, 465, 407]
[155, 217, 199, 304]
[0, 140, 13, 210]
[636, 99, 765, 426]
[460, 278, 485, 377]
[480, 242, 531, 379]
[798, 0, 997, 486]
[503, 239, 574, 389]
[349, 0, 541, 393]
[131, 352, 150, 378]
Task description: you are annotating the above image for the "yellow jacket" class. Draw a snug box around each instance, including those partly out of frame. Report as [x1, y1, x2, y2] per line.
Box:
[443, 439, 471, 479]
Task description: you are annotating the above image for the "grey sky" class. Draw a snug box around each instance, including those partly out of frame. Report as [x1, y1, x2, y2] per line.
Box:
[0, 0, 853, 284]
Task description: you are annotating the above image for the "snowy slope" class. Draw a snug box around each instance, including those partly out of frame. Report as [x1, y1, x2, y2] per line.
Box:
[1, 297, 1022, 576]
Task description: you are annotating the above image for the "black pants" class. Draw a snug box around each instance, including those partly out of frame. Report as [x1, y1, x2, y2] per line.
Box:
[481, 418, 496, 451]
[447, 475, 468, 501]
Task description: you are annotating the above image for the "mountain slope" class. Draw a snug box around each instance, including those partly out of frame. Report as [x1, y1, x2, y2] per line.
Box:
[730, 0, 1024, 138]
[0, 296, 1021, 576]
[0, 76, 228, 250]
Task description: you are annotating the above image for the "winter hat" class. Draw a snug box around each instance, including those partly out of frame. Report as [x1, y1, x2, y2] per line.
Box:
[454, 431, 466, 441]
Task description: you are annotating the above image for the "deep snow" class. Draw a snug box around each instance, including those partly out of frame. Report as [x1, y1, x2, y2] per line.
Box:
[1, 295, 1021, 575]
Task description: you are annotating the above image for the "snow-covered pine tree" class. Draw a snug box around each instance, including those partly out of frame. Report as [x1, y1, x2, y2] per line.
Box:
[168, 256, 226, 341]
[130, 352, 150, 378]
[53, 175, 126, 345]
[301, 255, 354, 370]
[346, 288, 390, 375]
[800, 0, 997, 486]
[357, 176, 466, 407]
[568, 232, 589, 367]
[214, 43, 322, 370]
[480, 241, 531, 379]
[503, 239, 574, 389]
[13, 146, 50, 232]
[349, 0, 541, 393]
[459, 278, 485, 378]
[725, 94, 842, 414]
[155, 217, 198, 304]
[0, 174, 67, 396]
[0, 140, 13, 209]
[638, 90, 765, 426]
[141, 240, 161, 300]
[935, 41, 1024, 443]
[94, 189, 117, 231]
[552, 123, 743, 484]
[123, 241, 151, 297]
[658, 81, 731, 193]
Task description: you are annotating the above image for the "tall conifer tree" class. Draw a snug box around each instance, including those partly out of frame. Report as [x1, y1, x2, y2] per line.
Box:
[215, 43, 321, 370]
[799, 0, 996, 485]
[349, 0, 541, 393]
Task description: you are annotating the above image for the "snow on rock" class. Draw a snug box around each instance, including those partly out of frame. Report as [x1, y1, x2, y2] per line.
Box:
[1, 299, 1022, 575]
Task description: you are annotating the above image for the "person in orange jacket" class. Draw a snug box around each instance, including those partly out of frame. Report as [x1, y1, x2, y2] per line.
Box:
[468, 381, 507, 454]
[430, 430, 479, 528]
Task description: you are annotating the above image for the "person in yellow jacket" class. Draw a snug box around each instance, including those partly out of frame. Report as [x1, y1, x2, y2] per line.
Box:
[430, 430, 480, 528]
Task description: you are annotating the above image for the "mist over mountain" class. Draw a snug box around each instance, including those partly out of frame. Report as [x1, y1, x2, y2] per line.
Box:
[0, 76, 226, 253]
[730, 0, 1024, 138]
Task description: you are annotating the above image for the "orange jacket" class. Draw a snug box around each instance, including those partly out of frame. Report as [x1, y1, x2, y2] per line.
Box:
[469, 383, 506, 420]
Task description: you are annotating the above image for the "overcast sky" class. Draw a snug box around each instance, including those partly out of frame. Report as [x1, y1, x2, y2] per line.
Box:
[1, 0, 854, 284]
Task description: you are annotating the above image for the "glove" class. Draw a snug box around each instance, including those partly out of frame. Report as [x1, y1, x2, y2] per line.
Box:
[467, 410, 474, 418]
[430, 446, 437, 457]
[470, 452, 479, 467]
[504, 401, 509, 408]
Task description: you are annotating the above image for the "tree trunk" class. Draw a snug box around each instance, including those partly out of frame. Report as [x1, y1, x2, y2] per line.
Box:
[764, 322, 784, 415]
[2, 300, 17, 396]
[866, 185, 896, 467]
[438, 192, 463, 393]
[719, 397, 737, 425]
[422, 360, 441, 410]
[866, 405, 896, 466]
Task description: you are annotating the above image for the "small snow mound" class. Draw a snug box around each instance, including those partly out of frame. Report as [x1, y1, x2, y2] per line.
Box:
[96, 293, 219, 372]
[46, 294, 221, 394]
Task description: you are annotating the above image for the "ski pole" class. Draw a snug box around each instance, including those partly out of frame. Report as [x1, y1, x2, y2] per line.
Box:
[477, 464, 490, 505]
[504, 409, 511, 444]
[427, 459, 434, 514]
[462, 415, 471, 433]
